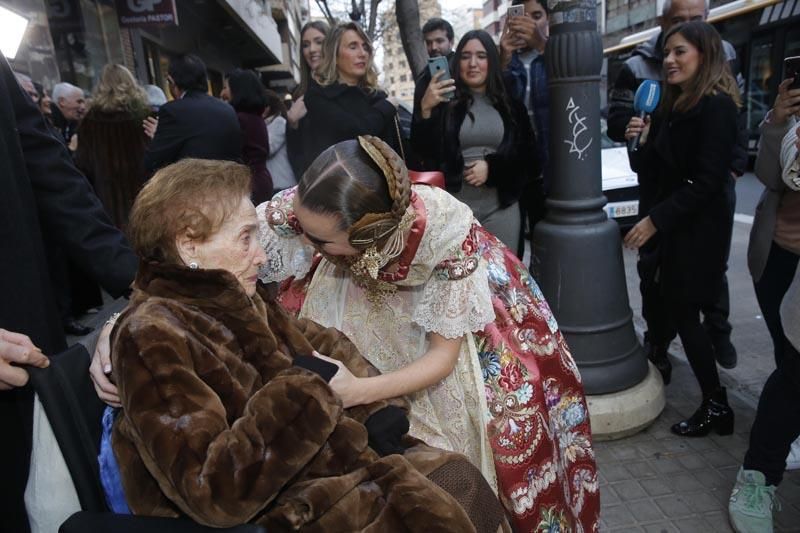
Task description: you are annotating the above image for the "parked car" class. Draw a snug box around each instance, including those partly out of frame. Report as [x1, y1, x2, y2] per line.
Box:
[601, 119, 639, 230]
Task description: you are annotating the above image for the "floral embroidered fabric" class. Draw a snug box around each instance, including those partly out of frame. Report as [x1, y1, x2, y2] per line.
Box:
[255, 185, 600, 532]
[256, 189, 313, 283]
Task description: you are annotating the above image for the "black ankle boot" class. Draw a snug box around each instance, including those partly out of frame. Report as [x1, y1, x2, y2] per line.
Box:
[671, 387, 734, 437]
[647, 343, 672, 385]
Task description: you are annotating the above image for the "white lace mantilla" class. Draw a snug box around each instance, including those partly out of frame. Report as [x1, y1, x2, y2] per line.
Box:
[256, 195, 314, 283]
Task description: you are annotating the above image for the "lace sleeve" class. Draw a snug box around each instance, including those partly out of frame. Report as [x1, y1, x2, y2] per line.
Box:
[256, 189, 314, 283]
[412, 229, 495, 339]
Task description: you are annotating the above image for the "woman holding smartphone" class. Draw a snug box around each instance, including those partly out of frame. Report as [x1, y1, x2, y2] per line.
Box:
[411, 30, 539, 254]
[624, 21, 741, 437]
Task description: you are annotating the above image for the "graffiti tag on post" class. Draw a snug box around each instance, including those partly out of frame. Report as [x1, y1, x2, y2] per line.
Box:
[563, 97, 592, 160]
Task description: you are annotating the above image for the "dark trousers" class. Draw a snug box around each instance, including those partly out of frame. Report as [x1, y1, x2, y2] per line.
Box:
[639, 248, 732, 347]
[640, 180, 734, 348]
[671, 298, 722, 396]
[754, 241, 800, 366]
[744, 340, 800, 486]
[0, 387, 34, 533]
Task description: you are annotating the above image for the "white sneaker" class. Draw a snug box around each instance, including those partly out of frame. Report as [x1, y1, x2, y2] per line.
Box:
[786, 437, 800, 471]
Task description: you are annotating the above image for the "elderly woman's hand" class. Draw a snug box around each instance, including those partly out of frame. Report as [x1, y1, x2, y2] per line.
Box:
[624, 116, 650, 143]
[90, 319, 121, 407]
[772, 79, 800, 125]
[623, 216, 657, 250]
[312, 352, 364, 408]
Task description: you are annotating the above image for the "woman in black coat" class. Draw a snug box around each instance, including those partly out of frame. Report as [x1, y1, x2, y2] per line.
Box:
[299, 22, 399, 177]
[411, 30, 539, 254]
[625, 21, 741, 437]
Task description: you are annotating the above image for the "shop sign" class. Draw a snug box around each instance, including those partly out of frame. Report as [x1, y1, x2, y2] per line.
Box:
[115, 0, 179, 28]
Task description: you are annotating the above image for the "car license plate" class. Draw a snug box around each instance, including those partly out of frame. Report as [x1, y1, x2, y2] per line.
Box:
[605, 201, 639, 219]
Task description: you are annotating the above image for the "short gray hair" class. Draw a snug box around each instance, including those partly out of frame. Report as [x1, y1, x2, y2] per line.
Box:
[51, 82, 82, 102]
[14, 72, 32, 85]
[661, 0, 710, 18]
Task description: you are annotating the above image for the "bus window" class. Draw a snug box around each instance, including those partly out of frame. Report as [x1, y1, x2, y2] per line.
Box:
[747, 38, 773, 133]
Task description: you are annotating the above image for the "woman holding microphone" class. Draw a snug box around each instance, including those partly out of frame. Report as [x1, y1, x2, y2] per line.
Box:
[624, 21, 741, 437]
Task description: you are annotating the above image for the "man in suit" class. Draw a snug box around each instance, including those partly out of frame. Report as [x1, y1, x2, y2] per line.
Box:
[144, 54, 242, 174]
[50, 82, 86, 149]
[0, 52, 138, 532]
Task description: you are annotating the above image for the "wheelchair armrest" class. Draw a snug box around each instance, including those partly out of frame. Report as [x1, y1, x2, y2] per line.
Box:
[60, 511, 267, 533]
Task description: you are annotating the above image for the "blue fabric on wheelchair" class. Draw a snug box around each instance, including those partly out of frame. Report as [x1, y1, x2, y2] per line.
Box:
[98, 406, 131, 514]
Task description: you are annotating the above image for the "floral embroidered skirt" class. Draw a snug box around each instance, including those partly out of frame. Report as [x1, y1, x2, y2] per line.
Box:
[473, 225, 599, 532]
[276, 225, 600, 532]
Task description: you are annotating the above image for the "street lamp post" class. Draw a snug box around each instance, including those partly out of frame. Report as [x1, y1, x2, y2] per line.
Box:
[533, 0, 663, 436]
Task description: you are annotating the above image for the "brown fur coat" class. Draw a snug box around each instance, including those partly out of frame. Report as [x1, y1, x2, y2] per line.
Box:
[111, 262, 504, 531]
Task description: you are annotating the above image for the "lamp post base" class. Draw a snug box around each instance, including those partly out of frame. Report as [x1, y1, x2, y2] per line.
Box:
[587, 362, 665, 441]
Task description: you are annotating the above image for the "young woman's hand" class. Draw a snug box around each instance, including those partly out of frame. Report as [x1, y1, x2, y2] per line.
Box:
[463, 160, 489, 186]
[313, 351, 363, 408]
[420, 70, 455, 119]
[624, 116, 650, 143]
[623, 216, 657, 250]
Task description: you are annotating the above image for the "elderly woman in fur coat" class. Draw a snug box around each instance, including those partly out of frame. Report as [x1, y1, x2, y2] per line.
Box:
[101, 158, 506, 532]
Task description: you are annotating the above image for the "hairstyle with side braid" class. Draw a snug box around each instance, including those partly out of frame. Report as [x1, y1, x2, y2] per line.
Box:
[297, 137, 411, 250]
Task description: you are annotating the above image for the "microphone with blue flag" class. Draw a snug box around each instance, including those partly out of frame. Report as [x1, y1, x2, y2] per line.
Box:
[628, 80, 661, 153]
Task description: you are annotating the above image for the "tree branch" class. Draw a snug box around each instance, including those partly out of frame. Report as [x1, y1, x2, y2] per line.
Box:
[395, 0, 427, 79]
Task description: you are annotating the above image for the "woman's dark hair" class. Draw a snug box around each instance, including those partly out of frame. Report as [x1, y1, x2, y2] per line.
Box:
[452, 30, 513, 124]
[298, 140, 392, 231]
[660, 21, 741, 114]
[295, 20, 330, 98]
[168, 54, 208, 93]
[264, 88, 287, 119]
[422, 17, 454, 42]
[226, 69, 268, 114]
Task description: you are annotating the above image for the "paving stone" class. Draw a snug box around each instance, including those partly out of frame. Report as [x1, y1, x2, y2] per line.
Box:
[692, 468, 729, 491]
[702, 511, 733, 532]
[640, 477, 674, 497]
[610, 480, 647, 501]
[654, 495, 694, 518]
[602, 504, 637, 528]
[611, 444, 644, 461]
[686, 490, 724, 514]
[673, 517, 715, 532]
[701, 448, 740, 468]
[641, 523, 678, 533]
[601, 484, 621, 506]
[625, 460, 658, 479]
[775, 504, 800, 531]
[665, 473, 704, 492]
[651, 457, 686, 475]
[602, 463, 633, 482]
[628, 499, 665, 522]
[677, 452, 708, 470]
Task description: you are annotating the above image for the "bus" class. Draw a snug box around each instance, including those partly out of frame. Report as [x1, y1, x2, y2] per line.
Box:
[603, 0, 800, 157]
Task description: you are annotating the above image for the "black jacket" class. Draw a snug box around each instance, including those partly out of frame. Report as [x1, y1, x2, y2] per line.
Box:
[411, 95, 540, 208]
[144, 91, 242, 174]
[630, 93, 737, 304]
[0, 54, 138, 354]
[607, 32, 748, 175]
[300, 82, 399, 175]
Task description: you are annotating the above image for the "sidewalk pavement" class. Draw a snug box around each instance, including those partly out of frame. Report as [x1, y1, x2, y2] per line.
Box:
[595, 220, 800, 532]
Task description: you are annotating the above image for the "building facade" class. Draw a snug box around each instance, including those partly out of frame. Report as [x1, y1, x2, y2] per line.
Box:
[381, 0, 442, 104]
[5, 0, 304, 97]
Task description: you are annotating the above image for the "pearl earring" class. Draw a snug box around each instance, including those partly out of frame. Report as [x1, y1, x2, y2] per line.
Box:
[189, 262, 199, 270]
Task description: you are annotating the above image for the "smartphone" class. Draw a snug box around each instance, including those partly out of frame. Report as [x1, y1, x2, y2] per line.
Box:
[427, 56, 454, 101]
[507, 5, 525, 18]
[786, 56, 800, 90]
